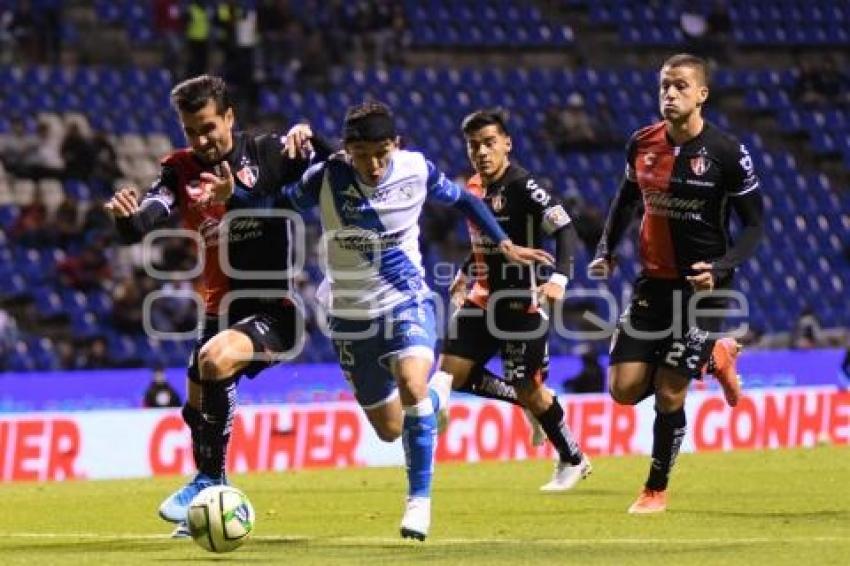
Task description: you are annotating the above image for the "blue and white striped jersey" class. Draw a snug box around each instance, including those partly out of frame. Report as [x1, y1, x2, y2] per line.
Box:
[286, 150, 462, 319]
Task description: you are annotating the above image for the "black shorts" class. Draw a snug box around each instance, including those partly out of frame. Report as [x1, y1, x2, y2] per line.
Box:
[442, 299, 549, 386]
[187, 299, 301, 383]
[609, 276, 729, 379]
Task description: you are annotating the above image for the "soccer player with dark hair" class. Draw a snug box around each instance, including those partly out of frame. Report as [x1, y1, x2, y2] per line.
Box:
[105, 74, 331, 536]
[440, 108, 591, 492]
[281, 101, 553, 540]
[589, 54, 764, 513]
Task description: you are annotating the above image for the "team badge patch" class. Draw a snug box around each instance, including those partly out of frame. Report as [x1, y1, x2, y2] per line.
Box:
[690, 155, 709, 176]
[236, 165, 259, 188]
[491, 194, 506, 212]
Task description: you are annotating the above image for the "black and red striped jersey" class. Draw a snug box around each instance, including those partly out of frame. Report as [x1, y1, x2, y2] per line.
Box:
[599, 121, 761, 279]
[119, 131, 322, 314]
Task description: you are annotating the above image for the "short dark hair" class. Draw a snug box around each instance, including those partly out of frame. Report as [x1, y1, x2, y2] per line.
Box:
[170, 74, 231, 114]
[461, 108, 510, 136]
[661, 53, 710, 87]
[344, 101, 392, 124]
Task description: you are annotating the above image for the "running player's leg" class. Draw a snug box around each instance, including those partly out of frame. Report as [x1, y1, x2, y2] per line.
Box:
[629, 365, 688, 514]
[501, 311, 589, 491]
[630, 302, 718, 514]
[160, 306, 297, 525]
[442, 300, 518, 405]
[387, 300, 446, 540]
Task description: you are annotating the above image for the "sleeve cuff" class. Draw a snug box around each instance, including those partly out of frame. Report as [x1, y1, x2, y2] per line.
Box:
[549, 273, 569, 289]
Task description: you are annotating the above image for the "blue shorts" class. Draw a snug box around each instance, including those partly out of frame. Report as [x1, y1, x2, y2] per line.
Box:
[329, 298, 437, 409]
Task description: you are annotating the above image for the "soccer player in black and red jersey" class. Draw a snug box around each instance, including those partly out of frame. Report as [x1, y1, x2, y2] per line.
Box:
[440, 109, 591, 491]
[105, 75, 331, 535]
[589, 54, 764, 513]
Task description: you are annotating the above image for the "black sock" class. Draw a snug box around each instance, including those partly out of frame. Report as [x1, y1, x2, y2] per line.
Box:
[646, 407, 687, 491]
[456, 366, 523, 407]
[637, 380, 656, 403]
[536, 398, 583, 465]
[199, 378, 238, 479]
[181, 402, 205, 472]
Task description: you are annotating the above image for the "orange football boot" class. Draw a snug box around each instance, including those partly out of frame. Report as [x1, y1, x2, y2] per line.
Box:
[709, 337, 742, 407]
[627, 488, 668, 514]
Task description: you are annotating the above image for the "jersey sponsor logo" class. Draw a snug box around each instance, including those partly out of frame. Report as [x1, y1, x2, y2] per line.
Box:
[690, 155, 710, 176]
[643, 191, 705, 221]
[236, 165, 259, 188]
[526, 179, 550, 206]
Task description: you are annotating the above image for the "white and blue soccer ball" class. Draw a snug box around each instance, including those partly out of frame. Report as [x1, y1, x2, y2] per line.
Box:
[187, 485, 255, 553]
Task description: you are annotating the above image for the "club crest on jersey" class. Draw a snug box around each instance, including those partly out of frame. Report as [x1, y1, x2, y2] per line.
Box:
[491, 193, 506, 212]
[690, 155, 710, 176]
[236, 165, 259, 188]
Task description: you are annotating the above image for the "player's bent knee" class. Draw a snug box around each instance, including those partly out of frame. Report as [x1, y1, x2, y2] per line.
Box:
[608, 380, 641, 405]
[373, 421, 402, 443]
[198, 332, 253, 381]
[654, 387, 686, 412]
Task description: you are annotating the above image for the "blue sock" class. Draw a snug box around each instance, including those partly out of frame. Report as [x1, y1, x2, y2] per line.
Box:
[402, 396, 437, 498]
[428, 387, 441, 414]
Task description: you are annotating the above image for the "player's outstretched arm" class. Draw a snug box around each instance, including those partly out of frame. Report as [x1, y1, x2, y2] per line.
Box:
[104, 185, 171, 244]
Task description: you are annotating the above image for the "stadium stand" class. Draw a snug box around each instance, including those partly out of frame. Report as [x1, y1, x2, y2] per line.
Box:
[0, 0, 847, 371]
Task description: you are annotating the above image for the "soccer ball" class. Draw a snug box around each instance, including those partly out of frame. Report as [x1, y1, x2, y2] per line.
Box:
[187, 485, 256, 553]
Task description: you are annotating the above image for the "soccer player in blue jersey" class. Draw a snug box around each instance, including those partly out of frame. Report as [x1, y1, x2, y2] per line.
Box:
[280, 102, 553, 540]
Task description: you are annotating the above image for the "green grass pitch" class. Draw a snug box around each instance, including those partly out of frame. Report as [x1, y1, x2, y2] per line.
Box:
[1, 446, 848, 565]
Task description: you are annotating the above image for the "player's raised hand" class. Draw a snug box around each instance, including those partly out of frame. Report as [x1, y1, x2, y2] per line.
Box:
[686, 261, 715, 291]
[498, 241, 554, 266]
[449, 271, 468, 308]
[282, 123, 314, 159]
[199, 161, 235, 204]
[587, 256, 614, 279]
[104, 187, 140, 218]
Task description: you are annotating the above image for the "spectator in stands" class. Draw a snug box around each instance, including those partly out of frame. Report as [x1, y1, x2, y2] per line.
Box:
[89, 132, 122, 196]
[57, 244, 110, 290]
[0, 117, 38, 177]
[11, 188, 50, 247]
[544, 93, 598, 152]
[111, 274, 146, 333]
[34, 0, 63, 64]
[23, 117, 64, 179]
[592, 101, 625, 149]
[81, 336, 113, 369]
[562, 345, 606, 394]
[149, 280, 199, 335]
[297, 29, 332, 89]
[4, 0, 36, 63]
[185, 0, 212, 77]
[143, 365, 182, 408]
[82, 200, 115, 242]
[257, 0, 298, 76]
[54, 197, 81, 250]
[61, 121, 96, 180]
[154, 0, 186, 77]
[54, 339, 79, 369]
[791, 307, 824, 349]
[795, 59, 850, 107]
